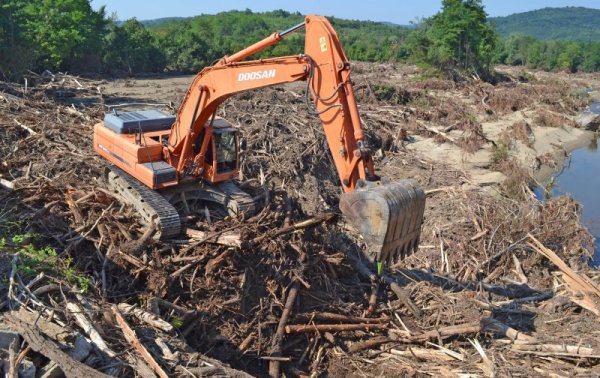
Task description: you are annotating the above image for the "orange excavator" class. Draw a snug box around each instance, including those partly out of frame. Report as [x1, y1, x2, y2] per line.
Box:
[93, 16, 425, 266]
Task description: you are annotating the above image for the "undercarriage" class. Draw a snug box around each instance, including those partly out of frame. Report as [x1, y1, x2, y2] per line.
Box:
[107, 166, 259, 239]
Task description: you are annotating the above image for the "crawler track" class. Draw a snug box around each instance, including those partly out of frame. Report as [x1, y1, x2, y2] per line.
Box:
[107, 166, 181, 239]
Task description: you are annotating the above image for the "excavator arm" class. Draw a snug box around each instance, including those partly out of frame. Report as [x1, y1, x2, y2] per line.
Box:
[167, 16, 374, 192]
[94, 15, 425, 265]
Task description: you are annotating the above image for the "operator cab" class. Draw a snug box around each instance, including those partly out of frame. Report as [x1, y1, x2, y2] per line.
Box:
[201, 118, 240, 182]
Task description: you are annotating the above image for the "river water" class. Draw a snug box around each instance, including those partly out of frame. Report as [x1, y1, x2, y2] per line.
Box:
[533, 129, 600, 266]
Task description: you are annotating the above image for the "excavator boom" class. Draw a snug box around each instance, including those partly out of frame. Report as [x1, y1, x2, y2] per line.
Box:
[93, 15, 426, 265]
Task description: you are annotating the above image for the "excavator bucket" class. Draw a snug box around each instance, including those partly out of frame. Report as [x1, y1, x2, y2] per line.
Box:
[339, 180, 426, 265]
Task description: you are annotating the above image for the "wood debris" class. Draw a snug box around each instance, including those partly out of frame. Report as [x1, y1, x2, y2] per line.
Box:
[0, 66, 599, 376]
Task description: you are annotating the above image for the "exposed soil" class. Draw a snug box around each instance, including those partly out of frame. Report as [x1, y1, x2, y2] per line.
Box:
[1, 64, 600, 377]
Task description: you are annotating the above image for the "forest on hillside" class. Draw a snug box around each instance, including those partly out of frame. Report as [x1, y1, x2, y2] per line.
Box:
[490, 7, 600, 42]
[1, 0, 600, 80]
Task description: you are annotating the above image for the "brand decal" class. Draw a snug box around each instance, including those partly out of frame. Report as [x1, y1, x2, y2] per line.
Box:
[237, 69, 276, 81]
[320, 36, 328, 52]
[97, 143, 130, 166]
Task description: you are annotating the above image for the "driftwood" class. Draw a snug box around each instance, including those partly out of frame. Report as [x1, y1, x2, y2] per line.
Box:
[117, 303, 174, 332]
[388, 347, 459, 361]
[528, 234, 600, 315]
[253, 213, 335, 243]
[416, 121, 458, 144]
[350, 322, 483, 353]
[186, 229, 242, 248]
[175, 365, 254, 378]
[296, 312, 389, 324]
[344, 248, 421, 316]
[39, 336, 93, 378]
[348, 336, 394, 353]
[65, 302, 115, 357]
[409, 322, 481, 342]
[3, 62, 600, 377]
[0, 178, 14, 191]
[112, 305, 169, 378]
[3, 314, 110, 378]
[285, 323, 388, 334]
[269, 282, 300, 378]
[512, 343, 600, 358]
[10, 308, 70, 343]
[470, 338, 494, 377]
[118, 224, 156, 255]
[481, 318, 536, 343]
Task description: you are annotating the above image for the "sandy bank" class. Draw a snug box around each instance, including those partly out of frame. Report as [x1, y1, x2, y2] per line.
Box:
[407, 109, 595, 188]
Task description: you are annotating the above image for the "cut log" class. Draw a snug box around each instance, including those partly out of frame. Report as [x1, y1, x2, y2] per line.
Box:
[65, 302, 115, 357]
[253, 213, 335, 243]
[295, 312, 388, 324]
[3, 314, 110, 378]
[112, 305, 169, 378]
[285, 323, 388, 334]
[186, 229, 242, 248]
[409, 322, 482, 342]
[269, 282, 300, 378]
[528, 234, 600, 315]
[388, 347, 458, 361]
[39, 336, 93, 378]
[117, 303, 173, 332]
[512, 343, 600, 358]
[348, 336, 394, 353]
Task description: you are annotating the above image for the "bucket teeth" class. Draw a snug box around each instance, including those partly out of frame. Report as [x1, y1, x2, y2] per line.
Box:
[339, 179, 426, 264]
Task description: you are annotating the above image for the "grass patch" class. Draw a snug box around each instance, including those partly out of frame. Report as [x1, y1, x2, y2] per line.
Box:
[490, 143, 509, 165]
[1, 233, 91, 293]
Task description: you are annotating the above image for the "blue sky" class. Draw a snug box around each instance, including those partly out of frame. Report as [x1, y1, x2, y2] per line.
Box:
[90, 1, 600, 24]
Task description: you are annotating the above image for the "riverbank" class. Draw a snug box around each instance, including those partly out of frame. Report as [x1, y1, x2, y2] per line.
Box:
[404, 66, 599, 189]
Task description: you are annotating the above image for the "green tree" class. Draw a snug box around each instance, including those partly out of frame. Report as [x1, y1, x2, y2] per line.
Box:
[504, 34, 537, 66]
[408, 0, 498, 78]
[525, 40, 546, 68]
[0, 0, 29, 79]
[156, 24, 209, 72]
[557, 41, 582, 72]
[581, 42, 600, 72]
[20, 0, 106, 70]
[104, 19, 166, 74]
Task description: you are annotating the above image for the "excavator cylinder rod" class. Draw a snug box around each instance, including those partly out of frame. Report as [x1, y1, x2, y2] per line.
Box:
[339, 180, 426, 265]
[279, 22, 306, 37]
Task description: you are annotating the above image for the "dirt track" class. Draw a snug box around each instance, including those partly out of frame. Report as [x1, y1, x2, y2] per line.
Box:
[1, 64, 600, 376]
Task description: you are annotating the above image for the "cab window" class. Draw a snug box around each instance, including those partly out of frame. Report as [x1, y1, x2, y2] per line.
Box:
[214, 131, 237, 173]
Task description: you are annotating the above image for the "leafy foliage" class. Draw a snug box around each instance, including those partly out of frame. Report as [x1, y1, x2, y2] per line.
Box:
[104, 18, 165, 74]
[149, 9, 411, 71]
[2, 3, 600, 79]
[4, 233, 92, 293]
[497, 34, 600, 73]
[20, 0, 107, 70]
[0, 0, 32, 79]
[490, 7, 600, 42]
[407, 0, 498, 79]
[0, 0, 107, 77]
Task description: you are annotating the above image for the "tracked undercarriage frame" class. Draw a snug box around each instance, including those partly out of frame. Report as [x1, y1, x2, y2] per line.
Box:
[107, 166, 258, 239]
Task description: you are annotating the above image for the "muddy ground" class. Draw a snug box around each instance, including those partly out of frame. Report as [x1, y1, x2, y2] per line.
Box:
[1, 63, 600, 377]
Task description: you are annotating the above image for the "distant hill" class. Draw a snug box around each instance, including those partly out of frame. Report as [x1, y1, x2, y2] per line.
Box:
[116, 17, 190, 27]
[490, 7, 600, 41]
[145, 10, 411, 63]
[139, 17, 190, 27]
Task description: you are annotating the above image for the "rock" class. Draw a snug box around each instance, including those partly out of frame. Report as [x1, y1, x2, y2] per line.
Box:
[70, 335, 93, 361]
[576, 111, 600, 131]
